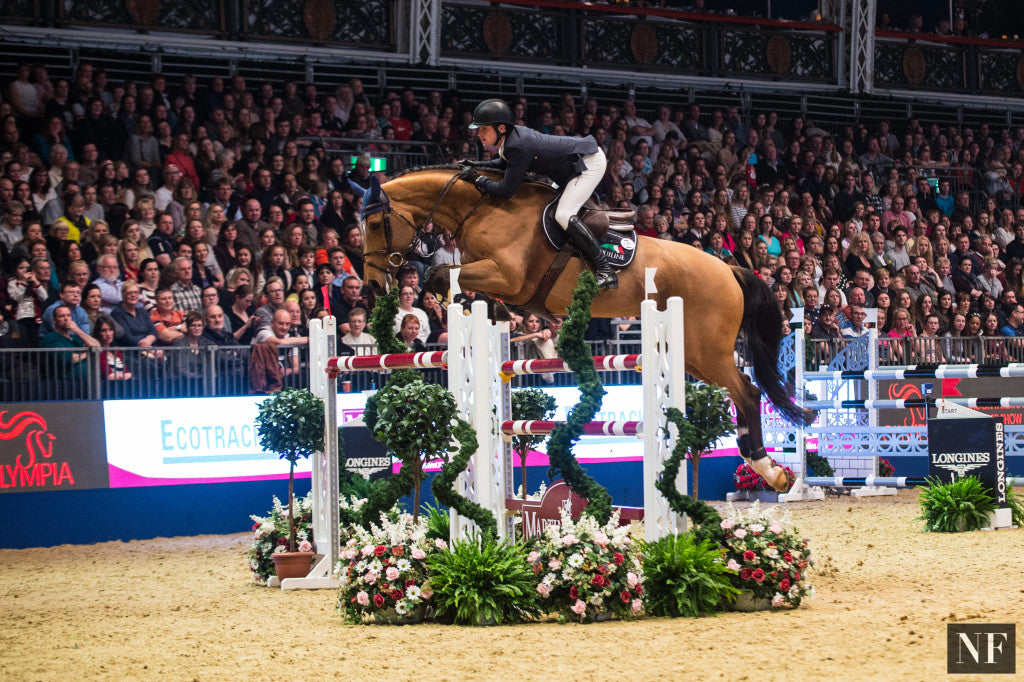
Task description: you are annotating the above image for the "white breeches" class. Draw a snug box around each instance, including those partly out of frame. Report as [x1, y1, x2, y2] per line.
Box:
[555, 149, 607, 230]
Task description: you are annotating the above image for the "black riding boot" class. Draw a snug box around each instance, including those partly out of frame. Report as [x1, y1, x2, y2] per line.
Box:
[566, 217, 618, 290]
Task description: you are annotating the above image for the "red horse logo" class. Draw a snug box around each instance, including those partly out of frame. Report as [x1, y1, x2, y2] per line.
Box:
[0, 410, 56, 469]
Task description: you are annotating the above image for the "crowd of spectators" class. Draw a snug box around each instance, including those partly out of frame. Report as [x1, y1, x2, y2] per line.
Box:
[3, 62, 1024, 392]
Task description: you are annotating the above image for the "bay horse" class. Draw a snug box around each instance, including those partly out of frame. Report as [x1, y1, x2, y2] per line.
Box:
[358, 167, 814, 492]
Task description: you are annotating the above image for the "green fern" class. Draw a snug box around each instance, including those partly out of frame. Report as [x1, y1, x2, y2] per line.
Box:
[1005, 485, 1024, 527]
[640, 533, 739, 618]
[917, 476, 998, 532]
[422, 503, 451, 541]
[427, 538, 543, 625]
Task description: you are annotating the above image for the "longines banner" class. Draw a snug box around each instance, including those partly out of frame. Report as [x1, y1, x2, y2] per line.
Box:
[0, 402, 110, 492]
[927, 402, 1007, 506]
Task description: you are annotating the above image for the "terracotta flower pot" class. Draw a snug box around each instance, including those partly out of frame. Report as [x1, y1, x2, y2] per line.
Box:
[271, 551, 315, 580]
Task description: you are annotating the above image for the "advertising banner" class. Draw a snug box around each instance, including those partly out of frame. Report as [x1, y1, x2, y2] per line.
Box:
[928, 402, 1007, 506]
[879, 377, 1024, 427]
[104, 393, 375, 487]
[0, 402, 109, 492]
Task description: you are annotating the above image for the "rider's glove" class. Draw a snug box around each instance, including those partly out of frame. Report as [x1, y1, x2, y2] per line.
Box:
[457, 167, 481, 184]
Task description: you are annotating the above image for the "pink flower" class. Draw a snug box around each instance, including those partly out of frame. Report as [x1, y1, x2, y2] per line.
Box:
[420, 586, 433, 600]
[346, 538, 358, 547]
[527, 551, 541, 563]
[411, 547, 426, 560]
[434, 538, 448, 550]
[548, 559, 562, 570]
[361, 544, 375, 558]
[734, 528, 747, 539]
[365, 571, 379, 585]
[726, 559, 741, 572]
[772, 594, 785, 607]
[626, 572, 638, 588]
[536, 583, 551, 597]
[343, 548, 358, 560]
[769, 523, 783, 534]
[562, 534, 578, 546]
[391, 545, 404, 557]
[571, 599, 587, 615]
[297, 540, 313, 553]
[593, 531, 609, 546]
[386, 566, 400, 581]
[356, 590, 369, 606]
[720, 519, 735, 530]
[631, 598, 643, 613]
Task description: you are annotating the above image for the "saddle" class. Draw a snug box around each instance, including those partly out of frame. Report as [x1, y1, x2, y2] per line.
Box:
[517, 195, 638, 321]
[541, 196, 638, 269]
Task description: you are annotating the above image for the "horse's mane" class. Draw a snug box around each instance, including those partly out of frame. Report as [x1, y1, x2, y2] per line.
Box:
[387, 164, 556, 191]
[390, 164, 461, 179]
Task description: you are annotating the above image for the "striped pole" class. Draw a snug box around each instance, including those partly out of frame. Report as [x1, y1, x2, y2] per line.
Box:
[326, 351, 447, 375]
[805, 397, 1024, 410]
[805, 476, 1024, 488]
[805, 363, 1024, 382]
[500, 420, 643, 438]
[499, 354, 640, 381]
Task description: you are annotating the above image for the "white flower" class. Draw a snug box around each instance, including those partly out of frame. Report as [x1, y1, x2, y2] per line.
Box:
[394, 601, 408, 615]
[589, 594, 603, 606]
[273, 545, 288, 554]
[395, 558, 412, 572]
[749, 523, 765, 533]
[772, 594, 785, 607]
[567, 553, 585, 568]
[406, 585, 422, 600]
[369, 559, 383, 573]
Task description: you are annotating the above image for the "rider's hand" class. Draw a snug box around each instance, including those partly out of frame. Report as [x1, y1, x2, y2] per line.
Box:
[458, 167, 481, 184]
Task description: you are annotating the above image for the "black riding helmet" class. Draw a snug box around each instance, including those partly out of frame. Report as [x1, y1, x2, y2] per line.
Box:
[469, 99, 513, 134]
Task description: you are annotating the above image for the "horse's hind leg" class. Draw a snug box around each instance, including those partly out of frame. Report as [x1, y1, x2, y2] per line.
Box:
[691, 358, 792, 493]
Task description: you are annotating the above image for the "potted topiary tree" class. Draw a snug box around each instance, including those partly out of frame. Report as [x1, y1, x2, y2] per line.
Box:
[255, 387, 325, 580]
[672, 382, 736, 501]
[510, 388, 557, 500]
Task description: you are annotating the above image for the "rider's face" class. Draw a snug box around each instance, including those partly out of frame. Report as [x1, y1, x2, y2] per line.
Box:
[478, 125, 499, 147]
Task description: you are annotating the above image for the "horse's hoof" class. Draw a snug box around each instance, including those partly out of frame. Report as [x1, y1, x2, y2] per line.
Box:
[768, 466, 795, 493]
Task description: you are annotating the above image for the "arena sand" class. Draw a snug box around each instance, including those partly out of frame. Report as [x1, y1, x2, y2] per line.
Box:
[1, 489, 1021, 681]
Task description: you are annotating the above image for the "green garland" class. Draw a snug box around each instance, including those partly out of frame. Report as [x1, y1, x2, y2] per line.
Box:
[359, 286, 419, 528]
[545, 272, 613, 524]
[431, 418, 498, 540]
[659, 407, 724, 545]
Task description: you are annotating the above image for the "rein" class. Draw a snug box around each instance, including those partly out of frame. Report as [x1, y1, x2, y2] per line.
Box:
[363, 172, 486, 282]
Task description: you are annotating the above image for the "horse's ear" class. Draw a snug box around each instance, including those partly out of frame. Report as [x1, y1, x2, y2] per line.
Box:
[348, 177, 369, 196]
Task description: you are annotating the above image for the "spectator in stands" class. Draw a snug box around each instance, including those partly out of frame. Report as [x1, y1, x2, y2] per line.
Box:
[398, 313, 426, 352]
[40, 280, 89, 335]
[252, 308, 305, 377]
[92, 314, 131, 380]
[168, 256, 202, 313]
[126, 116, 161, 183]
[39, 304, 99, 378]
[393, 285, 429, 345]
[147, 211, 176, 267]
[340, 307, 375, 353]
[111, 280, 158, 347]
[149, 287, 186, 344]
[92, 253, 123, 313]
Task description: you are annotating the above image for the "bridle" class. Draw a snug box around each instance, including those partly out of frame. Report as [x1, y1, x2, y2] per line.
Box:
[361, 171, 487, 287]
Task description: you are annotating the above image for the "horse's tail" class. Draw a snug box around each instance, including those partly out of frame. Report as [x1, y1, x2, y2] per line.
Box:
[731, 267, 817, 427]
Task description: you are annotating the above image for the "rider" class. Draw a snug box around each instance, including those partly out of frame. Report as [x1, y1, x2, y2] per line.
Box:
[457, 99, 617, 290]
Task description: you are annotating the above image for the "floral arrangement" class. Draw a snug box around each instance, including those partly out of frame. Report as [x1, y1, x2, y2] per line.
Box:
[719, 502, 812, 608]
[336, 512, 440, 624]
[527, 508, 644, 622]
[247, 494, 315, 584]
[878, 458, 896, 477]
[734, 462, 795, 492]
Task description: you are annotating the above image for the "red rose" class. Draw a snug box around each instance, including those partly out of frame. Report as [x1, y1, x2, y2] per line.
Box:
[621, 590, 631, 603]
[591, 575, 605, 587]
[634, 583, 642, 595]
[390, 588, 404, 601]
[252, 521, 259, 530]
[374, 544, 387, 556]
[783, 552, 793, 563]
[613, 553, 625, 565]
[793, 571, 801, 581]
[372, 594, 385, 607]
[779, 579, 791, 592]
[752, 569, 766, 582]
[276, 538, 287, 545]
[405, 578, 415, 588]
[392, 545, 404, 557]
[770, 571, 777, 578]
[743, 550, 756, 562]
[569, 585, 579, 599]
[740, 569, 753, 581]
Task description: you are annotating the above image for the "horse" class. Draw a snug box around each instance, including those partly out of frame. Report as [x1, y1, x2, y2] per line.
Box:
[358, 167, 815, 492]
